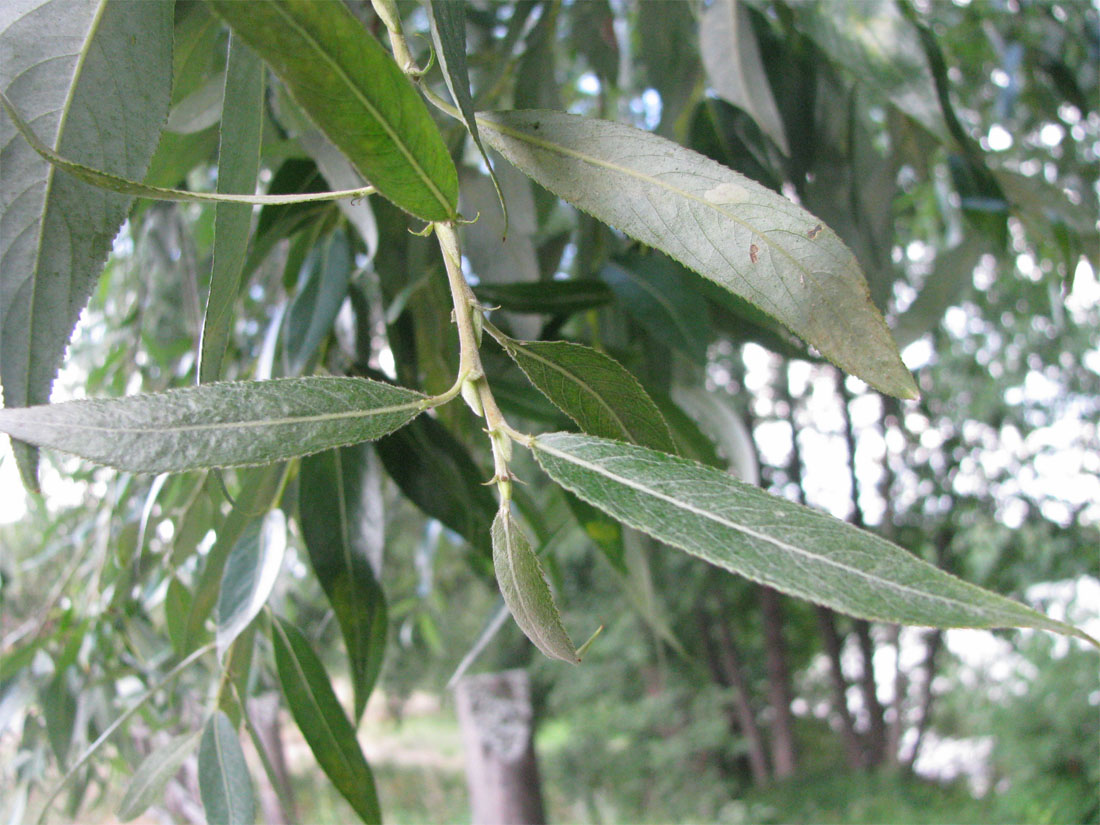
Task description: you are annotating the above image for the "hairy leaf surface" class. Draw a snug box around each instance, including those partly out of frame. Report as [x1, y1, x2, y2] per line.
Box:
[492, 508, 578, 664]
[532, 433, 1095, 642]
[209, 0, 457, 221]
[477, 110, 917, 399]
[0, 0, 172, 485]
[0, 377, 425, 473]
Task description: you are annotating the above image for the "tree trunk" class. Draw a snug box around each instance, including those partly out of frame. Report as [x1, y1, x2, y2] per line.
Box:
[854, 620, 888, 766]
[701, 614, 771, 785]
[454, 670, 547, 825]
[759, 586, 797, 777]
[905, 629, 943, 770]
[814, 606, 864, 769]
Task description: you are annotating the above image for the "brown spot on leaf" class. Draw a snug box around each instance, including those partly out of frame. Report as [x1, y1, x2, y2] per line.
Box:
[808, 224, 822, 240]
[749, 243, 759, 264]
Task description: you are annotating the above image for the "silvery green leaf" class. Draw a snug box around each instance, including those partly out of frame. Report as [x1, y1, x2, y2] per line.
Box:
[1, 0, 173, 486]
[531, 432, 1097, 644]
[0, 377, 425, 473]
[700, 0, 789, 154]
[198, 712, 254, 825]
[216, 510, 287, 660]
[492, 508, 578, 664]
[477, 110, 918, 399]
[117, 731, 201, 821]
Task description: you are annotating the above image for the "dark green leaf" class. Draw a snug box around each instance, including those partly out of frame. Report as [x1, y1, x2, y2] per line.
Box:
[208, 0, 457, 221]
[244, 158, 335, 277]
[198, 712, 255, 825]
[284, 230, 353, 375]
[492, 508, 578, 664]
[272, 618, 382, 825]
[473, 281, 613, 314]
[0, 0, 173, 486]
[497, 337, 676, 453]
[200, 35, 265, 383]
[118, 731, 201, 821]
[216, 510, 287, 659]
[531, 433, 1096, 643]
[0, 377, 425, 473]
[601, 254, 711, 364]
[300, 444, 388, 722]
[477, 110, 918, 398]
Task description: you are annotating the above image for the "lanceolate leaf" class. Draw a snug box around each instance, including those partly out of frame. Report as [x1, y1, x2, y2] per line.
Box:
[477, 110, 918, 399]
[497, 337, 676, 453]
[216, 510, 287, 659]
[0, 377, 425, 473]
[117, 731, 201, 822]
[271, 617, 382, 825]
[492, 508, 579, 664]
[300, 445, 388, 723]
[199, 36, 265, 384]
[473, 281, 613, 315]
[283, 231, 353, 376]
[198, 712, 255, 825]
[0, 0, 172, 486]
[531, 433, 1097, 644]
[208, 0, 457, 221]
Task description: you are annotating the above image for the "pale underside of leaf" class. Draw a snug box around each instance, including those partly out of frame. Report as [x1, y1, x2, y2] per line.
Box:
[492, 508, 579, 664]
[531, 432, 1095, 644]
[117, 731, 201, 821]
[198, 712, 254, 825]
[0, 377, 425, 473]
[476, 110, 918, 399]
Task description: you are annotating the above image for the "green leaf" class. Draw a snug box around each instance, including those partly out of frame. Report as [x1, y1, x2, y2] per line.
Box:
[0, 376, 425, 473]
[426, 0, 503, 219]
[531, 433, 1097, 643]
[601, 254, 712, 364]
[198, 712, 255, 825]
[200, 36, 265, 384]
[208, 0, 457, 221]
[244, 158, 335, 277]
[893, 236, 984, 349]
[216, 510, 287, 659]
[492, 508, 579, 664]
[496, 337, 676, 453]
[300, 445, 388, 723]
[0, 0, 173, 486]
[374, 413, 496, 575]
[472, 281, 613, 315]
[477, 110, 918, 399]
[700, 0, 789, 154]
[117, 731, 201, 822]
[283, 231, 353, 376]
[271, 617, 382, 825]
[165, 577, 193, 656]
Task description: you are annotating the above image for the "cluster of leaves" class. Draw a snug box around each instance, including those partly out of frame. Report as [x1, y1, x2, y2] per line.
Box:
[1, 0, 1096, 822]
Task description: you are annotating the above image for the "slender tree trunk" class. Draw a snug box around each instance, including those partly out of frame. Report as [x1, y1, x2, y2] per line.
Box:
[854, 620, 888, 766]
[905, 629, 943, 770]
[886, 624, 907, 766]
[699, 612, 771, 785]
[759, 586, 797, 777]
[454, 670, 547, 825]
[814, 606, 864, 769]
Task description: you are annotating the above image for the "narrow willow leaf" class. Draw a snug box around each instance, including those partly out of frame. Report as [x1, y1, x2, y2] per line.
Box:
[531, 433, 1097, 644]
[700, 0, 789, 154]
[492, 508, 579, 664]
[497, 337, 676, 454]
[0, 0, 172, 486]
[473, 281, 613, 314]
[216, 510, 287, 659]
[0, 377, 425, 473]
[244, 158, 334, 277]
[0, 92, 377, 207]
[117, 731, 201, 821]
[300, 444, 388, 723]
[426, 0, 503, 219]
[284, 231, 353, 376]
[893, 236, 984, 349]
[271, 618, 382, 825]
[477, 110, 918, 399]
[209, 0, 457, 221]
[198, 712, 255, 825]
[601, 254, 711, 363]
[200, 36, 264, 384]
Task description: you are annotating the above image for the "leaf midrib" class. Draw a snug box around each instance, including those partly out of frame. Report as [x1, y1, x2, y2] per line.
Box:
[267, 2, 452, 218]
[534, 437, 1014, 619]
[477, 113, 817, 280]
